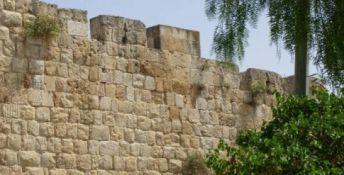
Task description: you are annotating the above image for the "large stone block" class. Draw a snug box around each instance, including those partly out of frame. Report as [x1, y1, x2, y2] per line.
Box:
[90, 15, 147, 45]
[147, 25, 200, 56]
[19, 151, 40, 166]
[0, 26, 9, 40]
[67, 20, 88, 37]
[90, 125, 110, 141]
[0, 10, 22, 27]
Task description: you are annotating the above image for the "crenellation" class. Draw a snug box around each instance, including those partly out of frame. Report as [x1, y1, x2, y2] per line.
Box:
[0, 0, 314, 174]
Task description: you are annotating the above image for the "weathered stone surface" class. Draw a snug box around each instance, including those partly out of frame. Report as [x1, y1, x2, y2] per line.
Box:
[90, 125, 110, 141]
[91, 15, 147, 45]
[147, 25, 200, 56]
[0, 26, 9, 40]
[67, 20, 88, 37]
[19, 151, 40, 166]
[0, 10, 22, 27]
[0, 1, 294, 174]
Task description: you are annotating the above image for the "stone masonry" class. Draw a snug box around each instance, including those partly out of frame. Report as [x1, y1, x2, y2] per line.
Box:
[0, 0, 295, 174]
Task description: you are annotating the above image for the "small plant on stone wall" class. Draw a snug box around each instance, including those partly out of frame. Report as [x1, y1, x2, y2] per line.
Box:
[26, 15, 60, 39]
[182, 153, 212, 175]
[251, 81, 268, 95]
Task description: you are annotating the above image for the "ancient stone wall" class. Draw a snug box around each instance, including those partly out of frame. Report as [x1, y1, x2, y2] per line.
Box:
[0, 0, 290, 174]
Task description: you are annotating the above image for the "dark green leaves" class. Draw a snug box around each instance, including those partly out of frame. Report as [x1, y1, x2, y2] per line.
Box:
[206, 90, 344, 174]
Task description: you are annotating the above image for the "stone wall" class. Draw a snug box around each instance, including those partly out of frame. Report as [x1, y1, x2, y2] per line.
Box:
[0, 0, 291, 174]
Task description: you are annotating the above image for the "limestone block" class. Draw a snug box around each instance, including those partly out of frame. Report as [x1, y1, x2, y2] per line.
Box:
[51, 108, 69, 123]
[32, 75, 44, 89]
[73, 140, 87, 154]
[56, 153, 76, 169]
[0, 56, 11, 72]
[117, 100, 133, 114]
[114, 157, 125, 171]
[99, 141, 119, 156]
[88, 95, 99, 109]
[36, 107, 50, 122]
[0, 0, 3, 9]
[11, 58, 28, 73]
[91, 15, 147, 45]
[157, 158, 168, 172]
[147, 25, 200, 56]
[175, 94, 184, 108]
[0, 26, 9, 40]
[0, 134, 7, 148]
[21, 136, 35, 150]
[41, 152, 55, 168]
[19, 105, 34, 120]
[137, 116, 151, 131]
[105, 84, 116, 98]
[67, 170, 83, 175]
[15, 0, 32, 13]
[19, 151, 40, 166]
[50, 169, 67, 175]
[90, 125, 110, 141]
[196, 97, 207, 110]
[144, 76, 155, 90]
[67, 20, 88, 37]
[126, 86, 135, 101]
[0, 166, 9, 175]
[88, 140, 99, 155]
[100, 96, 112, 111]
[99, 155, 113, 170]
[23, 167, 44, 175]
[0, 10, 22, 27]
[0, 149, 17, 165]
[57, 63, 68, 77]
[77, 124, 89, 140]
[77, 155, 92, 171]
[61, 139, 73, 153]
[27, 120, 39, 136]
[55, 123, 67, 137]
[133, 74, 144, 88]
[125, 157, 137, 171]
[11, 119, 27, 134]
[39, 123, 54, 137]
[114, 70, 123, 84]
[29, 60, 44, 75]
[7, 134, 22, 150]
[28, 89, 43, 106]
[188, 109, 200, 123]
[47, 137, 62, 153]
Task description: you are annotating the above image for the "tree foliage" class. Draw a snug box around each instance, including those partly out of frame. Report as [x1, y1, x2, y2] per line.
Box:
[206, 90, 344, 174]
[206, 0, 344, 91]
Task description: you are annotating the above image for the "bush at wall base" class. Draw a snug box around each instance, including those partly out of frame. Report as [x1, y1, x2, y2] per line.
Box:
[206, 89, 344, 175]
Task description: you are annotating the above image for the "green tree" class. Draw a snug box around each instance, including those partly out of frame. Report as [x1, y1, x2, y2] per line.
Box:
[206, 90, 344, 174]
[206, 0, 344, 95]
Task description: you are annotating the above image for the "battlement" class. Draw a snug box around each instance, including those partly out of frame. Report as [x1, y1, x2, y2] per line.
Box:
[1, 0, 201, 55]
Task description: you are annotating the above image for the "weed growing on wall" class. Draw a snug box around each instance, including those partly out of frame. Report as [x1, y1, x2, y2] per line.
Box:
[27, 15, 60, 39]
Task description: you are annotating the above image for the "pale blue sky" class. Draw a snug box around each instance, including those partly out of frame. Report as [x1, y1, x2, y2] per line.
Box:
[43, 0, 317, 77]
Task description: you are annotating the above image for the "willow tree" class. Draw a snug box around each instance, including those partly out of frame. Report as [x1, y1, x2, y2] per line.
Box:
[206, 0, 344, 95]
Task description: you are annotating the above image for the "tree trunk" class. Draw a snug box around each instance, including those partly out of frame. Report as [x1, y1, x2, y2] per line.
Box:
[294, 0, 310, 95]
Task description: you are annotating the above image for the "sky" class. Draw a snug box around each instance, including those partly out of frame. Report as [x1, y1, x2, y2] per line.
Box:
[43, 0, 317, 77]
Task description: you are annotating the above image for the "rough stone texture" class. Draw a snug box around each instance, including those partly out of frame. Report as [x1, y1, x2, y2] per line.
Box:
[0, 0, 307, 174]
[147, 25, 201, 56]
[67, 20, 88, 37]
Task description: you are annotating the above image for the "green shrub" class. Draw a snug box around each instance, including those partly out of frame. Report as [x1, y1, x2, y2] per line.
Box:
[27, 15, 60, 38]
[206, 90, 344, 175]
